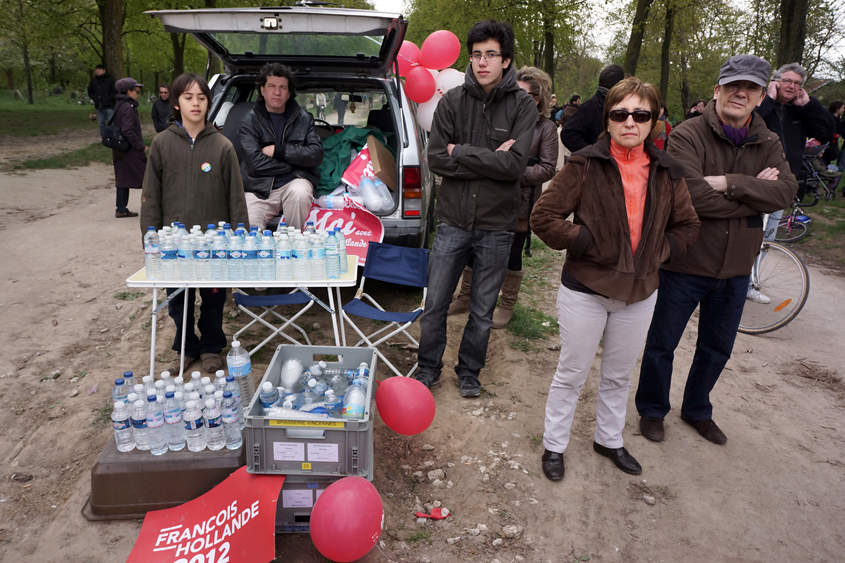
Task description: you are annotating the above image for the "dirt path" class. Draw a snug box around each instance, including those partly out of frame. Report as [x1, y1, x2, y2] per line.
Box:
[0, 164, 844, 563]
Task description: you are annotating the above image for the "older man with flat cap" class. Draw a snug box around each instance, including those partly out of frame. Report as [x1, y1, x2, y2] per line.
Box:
[634, 55, 798, 445]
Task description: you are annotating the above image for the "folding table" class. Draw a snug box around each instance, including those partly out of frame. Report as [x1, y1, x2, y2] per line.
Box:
[126, 255, 358, 378]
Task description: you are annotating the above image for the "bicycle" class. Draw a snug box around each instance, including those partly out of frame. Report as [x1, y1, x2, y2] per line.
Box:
[774, 194, 815, 243]
[739, 231, 810, 335]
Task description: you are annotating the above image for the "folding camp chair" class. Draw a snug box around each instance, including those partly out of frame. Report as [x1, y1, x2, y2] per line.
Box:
[341, 242, 429, 378]
[232, 290, 314, 356]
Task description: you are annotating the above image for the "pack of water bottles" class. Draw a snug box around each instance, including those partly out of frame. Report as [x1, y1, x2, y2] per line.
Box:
[243, 345, 376, 478]
[143, 220, 349, 283]
[109, 366, 250, 455]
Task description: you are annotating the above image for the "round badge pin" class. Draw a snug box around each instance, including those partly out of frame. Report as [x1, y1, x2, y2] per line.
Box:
[201, 162, 211, 173]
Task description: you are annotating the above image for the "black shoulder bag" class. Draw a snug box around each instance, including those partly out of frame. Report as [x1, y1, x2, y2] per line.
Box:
[102, 103, 130, 152]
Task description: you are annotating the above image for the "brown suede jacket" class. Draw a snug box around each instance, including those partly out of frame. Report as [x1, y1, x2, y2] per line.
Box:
[530, 135, 701, 304]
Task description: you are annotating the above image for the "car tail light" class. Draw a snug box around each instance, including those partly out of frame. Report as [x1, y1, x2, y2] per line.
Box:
[403, 167, 422, 218]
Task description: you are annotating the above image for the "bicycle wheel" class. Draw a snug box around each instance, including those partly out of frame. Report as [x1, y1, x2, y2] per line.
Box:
[739, 242, 810, 335]
[774, 218, 809, 243]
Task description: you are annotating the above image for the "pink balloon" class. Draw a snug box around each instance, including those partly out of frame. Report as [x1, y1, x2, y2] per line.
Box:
[310, 477, 384, 562]
[397, 41, 420, 77]
[376, 376, 436, 435]
[404, 66, 436, 104]
[420, 30, 461, 70]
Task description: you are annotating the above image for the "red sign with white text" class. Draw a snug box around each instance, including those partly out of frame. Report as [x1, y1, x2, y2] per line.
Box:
[305, 200, 383, 266]
[125, 468, 285, 563]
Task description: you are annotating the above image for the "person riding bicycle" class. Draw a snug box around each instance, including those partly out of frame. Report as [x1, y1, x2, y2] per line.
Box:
[634, 55, 798, 448]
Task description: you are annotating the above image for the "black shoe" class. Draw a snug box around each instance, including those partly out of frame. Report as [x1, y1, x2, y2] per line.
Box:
[541, 449, 565, 481]
[680, 414, 727, 444]
[459, 376, 481, 398]
[593, 442, 642, 475]
[639, 417, 665, 442]
[115, 210, 138, 218]
[414, 372, 440, 389]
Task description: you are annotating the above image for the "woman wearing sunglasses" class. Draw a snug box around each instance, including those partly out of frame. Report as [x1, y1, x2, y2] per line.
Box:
[530, 77, 700, 481]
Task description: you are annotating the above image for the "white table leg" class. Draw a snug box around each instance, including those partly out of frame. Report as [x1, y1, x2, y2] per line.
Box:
[327, 287, 340, 347]
[337, 286, 347, 347]
[179, 288, 189, 377]
[149, 287, 158, 378]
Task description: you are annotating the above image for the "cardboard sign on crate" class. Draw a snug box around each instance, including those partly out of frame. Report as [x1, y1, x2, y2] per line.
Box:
[125, 467, 285, 563]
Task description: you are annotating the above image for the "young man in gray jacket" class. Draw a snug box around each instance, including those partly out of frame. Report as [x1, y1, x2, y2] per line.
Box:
[415, 20, 537, 398]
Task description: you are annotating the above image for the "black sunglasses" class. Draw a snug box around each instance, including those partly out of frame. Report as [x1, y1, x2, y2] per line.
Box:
[608, 109, 653, 123]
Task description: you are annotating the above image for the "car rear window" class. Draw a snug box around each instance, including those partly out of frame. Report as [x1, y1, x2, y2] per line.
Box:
[210, 33, 383, 58]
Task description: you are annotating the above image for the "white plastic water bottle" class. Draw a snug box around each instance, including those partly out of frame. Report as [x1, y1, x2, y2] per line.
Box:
[112, 401, 135, 452]
[144, 227, 161, 280]
[259, 382, 282, 410]
[205, 385, 217, 405]
[293, 235, 310, 281]
[131, 399, 150, 450]
[112, 378, 129, 405]
[221, 391, 243, 450]
[204, 399, 225, 451]
[123, 370, 136, 389]
[359, 177, 381, 212]
[315, 194, 345, 209]
[352, 362, 371, 390]
[224, 223, 234, 240]
[214, 370, 227, 392]
[146, 395, 168, 456]
[227, 340, 255, 411]
[142, 375, 155, 396]
[225, 375, 244, 427]
[175, 390, 185, 412]
[163, 391, 186, 451]
[214, 390, 225, 409]
[341, 381, 367, 419]
[236, 224, 247, 241]
[258, 230, 275, 281]
[335, 228, 349, 273]
[211, 231, 228, 282]
[242, 232, 259, 281]
[310, 234, 326, 280]
[276, 233, 293, 281]
[372, 177, 394, 209]
[325, 230, 340, 279]
[323, 390, 343, 417]
[193, 234, 211, 281]
[228, 235, 243, 281]
[173, 375, 185, 396]
[160, 235, 178, 281]
[177, 234, 194, 280]
[183, 400, 206, 452]
[305, 221, 317, 236]
[154, 379, 166, 402]
[206, 223, 217, 236]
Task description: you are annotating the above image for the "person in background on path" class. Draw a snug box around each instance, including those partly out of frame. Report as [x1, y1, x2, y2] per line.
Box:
[446, 65, 559, 329]
[414, 19, 537, 398]
[315, 91, 327, 120]
[685, 99, 705, 121]
[333, 91, 347, 125]
[560, 66, 625, 153]
[635, 55, 798, 447]
[239, 63, 323, 231]
[549, 94, 560, 120]
[111, 78, 146, 218]
[531, 77, 699, 481]
[651, 103, 672, 150]
[88, 64, 117, 138]
[752, 62, 835, 303]
[559, 94, 581, 128]
[141, 73, 248, 374]
[151, 83, 171, 133]
[826, 102, 845, 190]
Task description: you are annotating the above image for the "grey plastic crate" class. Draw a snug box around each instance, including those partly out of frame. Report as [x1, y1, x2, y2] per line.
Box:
[244, 345, 376, 479]
[274, 474, 341, 533]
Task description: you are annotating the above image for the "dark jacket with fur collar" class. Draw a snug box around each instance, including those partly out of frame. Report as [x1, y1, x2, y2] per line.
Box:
[531, 135, 700, 304]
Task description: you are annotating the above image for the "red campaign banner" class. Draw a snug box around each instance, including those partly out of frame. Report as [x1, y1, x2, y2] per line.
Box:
[305, 200, 384, 266]
[125, 467, 285, 563]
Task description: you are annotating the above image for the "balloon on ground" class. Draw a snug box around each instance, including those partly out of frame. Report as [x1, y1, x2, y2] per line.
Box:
[376, 376, 436, 435]
[404, 66, 436, 104]
[420, 30, 461, 70]
[310, 476, 384, 562]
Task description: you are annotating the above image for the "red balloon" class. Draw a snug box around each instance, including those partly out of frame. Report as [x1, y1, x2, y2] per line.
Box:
[376, 376, 436, 436]
[419, 30, 461, 70]
[404, 66, 436, 104]
[310, 477, 384, 562]
[397, 40, 420, 77]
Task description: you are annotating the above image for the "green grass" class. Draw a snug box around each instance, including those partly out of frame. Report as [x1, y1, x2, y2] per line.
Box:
[506, 301, 558, 340]
[114, 291, 146, 301]
[787, 195, 845, 266]
[91, 404, 114, 427]
[0, 97, 99, 136]
[405, 530, 431, 542]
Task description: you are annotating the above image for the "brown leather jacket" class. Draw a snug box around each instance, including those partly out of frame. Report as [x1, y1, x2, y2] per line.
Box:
[518, 114, 559, 230]
[531, 136, 700, 304]
[665, 100, 798, 278]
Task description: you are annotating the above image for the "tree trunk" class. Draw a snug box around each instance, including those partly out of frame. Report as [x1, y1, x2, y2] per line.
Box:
[623, 0, 656, 76]
[4, 67, 14, 93]
[659, 3, 675, 102]
[100, 0, 124, 77]
[543, 15, 555, 84]
[154, 71, 159, 90]
[171, 33, 187, 80]
[680, 51, 690, 114]
[777, 0, 808, 66]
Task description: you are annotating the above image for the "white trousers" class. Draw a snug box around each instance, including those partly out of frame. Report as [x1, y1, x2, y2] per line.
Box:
[543, 284, 657, 453]
[245, 178, 313, 232]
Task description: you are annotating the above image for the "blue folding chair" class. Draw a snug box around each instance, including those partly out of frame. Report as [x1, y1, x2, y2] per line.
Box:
[341, 242, 429, 378]
[232, 290, 314, 355]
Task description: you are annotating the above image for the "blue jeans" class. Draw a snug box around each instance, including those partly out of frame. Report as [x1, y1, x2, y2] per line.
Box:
[635, 269, 748, 421]
[96, 107, 115, 139]
[417, 224, 514, 383]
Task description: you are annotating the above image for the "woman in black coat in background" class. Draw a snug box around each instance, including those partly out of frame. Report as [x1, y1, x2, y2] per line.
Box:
[112, 77, 147, 218]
